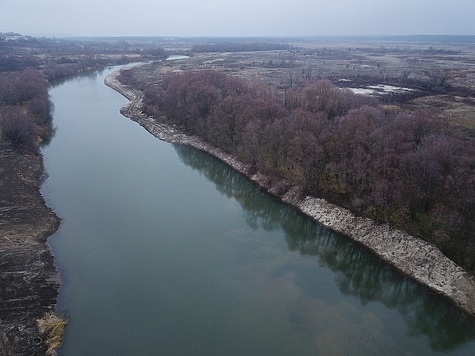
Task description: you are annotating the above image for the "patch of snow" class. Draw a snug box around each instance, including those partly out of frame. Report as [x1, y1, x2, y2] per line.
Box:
[166, 55, 190, 61]
[346, 84, 415, 96]
[368, 84, 414, 93]
[347, 88, 376, 95]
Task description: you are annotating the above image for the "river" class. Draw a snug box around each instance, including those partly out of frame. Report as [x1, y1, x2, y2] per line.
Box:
[41, 65, 475, 355]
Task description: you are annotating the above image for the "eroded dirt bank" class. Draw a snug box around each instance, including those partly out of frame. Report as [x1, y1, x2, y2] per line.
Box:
[106, 70, 475, 318]
[0, 145, 64, 355]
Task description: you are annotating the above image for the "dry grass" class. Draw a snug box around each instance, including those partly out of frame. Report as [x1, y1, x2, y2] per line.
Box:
[134, 43, 475, 139]
[406, 95, 475, 137]
[36, 312, 68, 356]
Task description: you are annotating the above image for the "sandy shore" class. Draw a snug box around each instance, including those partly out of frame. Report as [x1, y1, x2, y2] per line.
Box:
[105, 70, 475, 317]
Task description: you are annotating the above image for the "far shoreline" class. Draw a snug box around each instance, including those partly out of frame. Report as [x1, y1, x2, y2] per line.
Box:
[105, 69, 475, 318]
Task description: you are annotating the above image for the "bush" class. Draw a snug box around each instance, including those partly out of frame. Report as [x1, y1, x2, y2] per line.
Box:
[0, 106, 38, 152]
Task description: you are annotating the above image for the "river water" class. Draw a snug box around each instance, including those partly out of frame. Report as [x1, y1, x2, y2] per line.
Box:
[41, 65, 475, 355]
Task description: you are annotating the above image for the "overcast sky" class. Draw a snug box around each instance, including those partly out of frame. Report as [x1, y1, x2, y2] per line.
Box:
[1, 0, 474, 37]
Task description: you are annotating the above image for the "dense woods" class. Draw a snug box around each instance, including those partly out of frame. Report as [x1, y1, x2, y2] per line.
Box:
[130, 69, 475, 271]
[0, 68, 51, 152]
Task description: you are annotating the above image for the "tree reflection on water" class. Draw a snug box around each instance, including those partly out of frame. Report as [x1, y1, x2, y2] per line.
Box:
[174, 143, 475, 351]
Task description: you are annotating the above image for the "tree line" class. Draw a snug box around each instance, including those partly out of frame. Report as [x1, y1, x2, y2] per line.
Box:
[191, 42, 292, 53]
[125, 69, 475, 271]
[1, 35, 166, 81]
[0, 68, 51, 152]
[0, 35, 167, 152]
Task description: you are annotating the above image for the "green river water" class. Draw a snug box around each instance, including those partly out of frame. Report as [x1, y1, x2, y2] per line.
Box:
[41, 65, 475, 355]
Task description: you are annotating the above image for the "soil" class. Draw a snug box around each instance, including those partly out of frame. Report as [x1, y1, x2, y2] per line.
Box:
[0, 144, 62, 355]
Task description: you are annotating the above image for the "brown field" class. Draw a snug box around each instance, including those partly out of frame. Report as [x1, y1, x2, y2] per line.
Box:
[132, 37, 475, 137]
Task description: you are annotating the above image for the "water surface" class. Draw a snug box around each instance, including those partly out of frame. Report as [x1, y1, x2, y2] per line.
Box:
[42, 65, 475, 355]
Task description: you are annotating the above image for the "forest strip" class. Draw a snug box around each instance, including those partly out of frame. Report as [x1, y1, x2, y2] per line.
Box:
[106, 70, 475, 318]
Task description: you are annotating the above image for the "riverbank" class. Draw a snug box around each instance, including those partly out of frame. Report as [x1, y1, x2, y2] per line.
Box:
[0, 145, 64, 355]
[106, 69, 475, 317]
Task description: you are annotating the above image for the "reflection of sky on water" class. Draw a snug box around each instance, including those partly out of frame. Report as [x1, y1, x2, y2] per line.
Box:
[175, 143, 475, 354]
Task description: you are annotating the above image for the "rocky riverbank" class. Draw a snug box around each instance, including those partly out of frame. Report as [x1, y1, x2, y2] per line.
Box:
[105, 70, 475, 317]
[0, 145, 64, 355]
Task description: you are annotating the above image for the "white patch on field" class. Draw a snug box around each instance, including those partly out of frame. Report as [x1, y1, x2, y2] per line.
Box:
[347, 88, 376, 95]
[166, 55, 190, 61]
[368, 84, 414, 93]
[346, 84, 415, 96]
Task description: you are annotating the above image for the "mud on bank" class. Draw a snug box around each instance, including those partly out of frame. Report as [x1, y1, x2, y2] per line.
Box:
[0, 144, 63, 355]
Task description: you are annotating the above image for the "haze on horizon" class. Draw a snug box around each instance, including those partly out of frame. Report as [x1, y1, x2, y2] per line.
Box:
[1, 0, 474, 38]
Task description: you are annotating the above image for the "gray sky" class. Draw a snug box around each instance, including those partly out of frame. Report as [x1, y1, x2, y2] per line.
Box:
[1, 0, 474, 37]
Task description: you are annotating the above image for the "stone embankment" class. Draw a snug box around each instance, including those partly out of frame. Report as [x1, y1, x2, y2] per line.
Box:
[105, 70, 475, 317]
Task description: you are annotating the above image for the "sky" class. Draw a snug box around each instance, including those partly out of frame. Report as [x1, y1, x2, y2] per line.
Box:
[1, 0, 474, 37]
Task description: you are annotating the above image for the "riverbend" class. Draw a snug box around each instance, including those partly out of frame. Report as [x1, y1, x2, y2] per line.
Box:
[40, 65, 475, 355]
